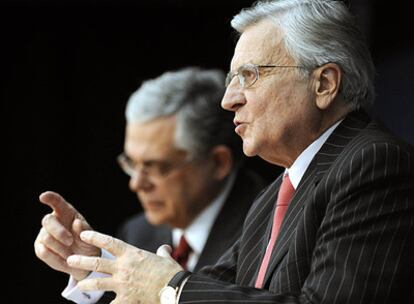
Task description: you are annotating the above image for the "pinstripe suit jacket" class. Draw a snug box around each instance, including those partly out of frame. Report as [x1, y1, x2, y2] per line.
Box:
[180, 111, 414, 303]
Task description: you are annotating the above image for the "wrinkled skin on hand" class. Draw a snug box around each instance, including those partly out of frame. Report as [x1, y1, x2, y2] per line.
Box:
[34, 191, 101, 281]
[67, 231, 184, 304]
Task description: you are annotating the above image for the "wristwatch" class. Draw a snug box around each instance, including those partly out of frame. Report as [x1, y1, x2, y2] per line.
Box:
[159, 270, 192, 304]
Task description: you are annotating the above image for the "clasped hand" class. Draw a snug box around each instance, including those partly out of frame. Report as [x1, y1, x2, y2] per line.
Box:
[34, 191, 183, 304]
[67, 230, 183, 304]
[34, 191, 100, 281]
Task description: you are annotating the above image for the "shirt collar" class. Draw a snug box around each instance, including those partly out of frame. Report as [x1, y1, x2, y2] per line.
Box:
[172, 169, 238, 255]
[287, 120, 342, 189]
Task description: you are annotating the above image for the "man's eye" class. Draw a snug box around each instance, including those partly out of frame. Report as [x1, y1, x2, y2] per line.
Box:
[125, 156, 136, 167]
[241, 68, 255, 79]
[156, 163, 173, 175]
[144, 162, 170, 175]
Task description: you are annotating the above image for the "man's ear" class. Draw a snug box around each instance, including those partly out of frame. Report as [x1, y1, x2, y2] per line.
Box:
[313, 63, 342, 110]
[209, 145, 234, 181]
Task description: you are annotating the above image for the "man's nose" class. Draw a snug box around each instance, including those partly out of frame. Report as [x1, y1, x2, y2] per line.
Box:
[128, 171, 153, 192]
[221, 83, 246, 112]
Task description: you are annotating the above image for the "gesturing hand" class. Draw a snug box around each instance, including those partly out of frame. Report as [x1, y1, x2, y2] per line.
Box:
[34, 191, 100, 281]
[67, 230, 183, 304]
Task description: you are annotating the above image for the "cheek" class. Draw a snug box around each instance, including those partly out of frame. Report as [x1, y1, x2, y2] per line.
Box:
[249, 92, 292, 146]
[248, 89, 277, 118]
[249, 93, 279, 132]
[171, 172, 210, 213]
[138, 186, 175, 221]
[159, 181, 190, 214]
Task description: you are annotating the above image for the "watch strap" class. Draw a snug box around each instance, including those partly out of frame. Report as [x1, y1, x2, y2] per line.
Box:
[168, 270, 192, 289]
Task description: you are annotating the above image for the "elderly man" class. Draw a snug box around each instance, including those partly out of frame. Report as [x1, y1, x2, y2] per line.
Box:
[37, 1, 414, 303]
[34, 67, 267, 303]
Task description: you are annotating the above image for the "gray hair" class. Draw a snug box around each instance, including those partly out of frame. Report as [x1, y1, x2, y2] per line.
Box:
[125, 67, 243, 164]
[231, 0, 375, 109]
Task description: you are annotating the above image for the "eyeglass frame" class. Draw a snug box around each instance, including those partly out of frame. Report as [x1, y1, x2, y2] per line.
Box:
[225, 63, 309, 88]
[116, 152, 197, 182]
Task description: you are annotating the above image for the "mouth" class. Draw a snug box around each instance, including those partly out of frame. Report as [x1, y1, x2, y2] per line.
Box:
[233, 118, 246, 135]
[142, 200, 164, 211]
[233, 118, 242, 127]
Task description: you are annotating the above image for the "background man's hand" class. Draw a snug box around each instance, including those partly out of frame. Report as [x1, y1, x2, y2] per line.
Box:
[67, 230, 183, 304]
[34, 191, 101, 281]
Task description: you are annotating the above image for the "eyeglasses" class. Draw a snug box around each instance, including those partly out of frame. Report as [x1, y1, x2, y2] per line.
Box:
[225, 63, 306, 88]
[117, 153, 194, 182]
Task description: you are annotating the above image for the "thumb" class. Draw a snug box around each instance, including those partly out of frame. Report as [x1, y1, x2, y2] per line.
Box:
[72, 218, 92, 236]
[156, 244, 173, 259]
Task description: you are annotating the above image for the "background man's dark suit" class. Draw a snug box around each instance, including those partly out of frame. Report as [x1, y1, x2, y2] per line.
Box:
[180, 111, 414, 303]
[117, 168, 268, 271]
[95, 168, 268, 303]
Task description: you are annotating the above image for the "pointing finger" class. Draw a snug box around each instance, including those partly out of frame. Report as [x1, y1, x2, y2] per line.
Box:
[80, 231, 126, 256]
[67, 255, 115, 274]
[39, 191, 77, 226]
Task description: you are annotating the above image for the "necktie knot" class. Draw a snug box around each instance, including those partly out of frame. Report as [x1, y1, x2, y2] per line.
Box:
[172, 235, 192, 269]
[277, 174, 295, 206]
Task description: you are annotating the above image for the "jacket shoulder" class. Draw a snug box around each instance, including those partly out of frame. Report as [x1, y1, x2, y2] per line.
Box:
[117, 213, 171, 252]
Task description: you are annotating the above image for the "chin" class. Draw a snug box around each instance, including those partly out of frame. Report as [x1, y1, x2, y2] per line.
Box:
[145, 212, 167, 227]
[242, 139, 258, 157]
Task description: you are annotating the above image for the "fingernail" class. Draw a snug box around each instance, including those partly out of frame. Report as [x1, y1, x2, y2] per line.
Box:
[80, 230, 93, 240]
[67, 255, 78, 265]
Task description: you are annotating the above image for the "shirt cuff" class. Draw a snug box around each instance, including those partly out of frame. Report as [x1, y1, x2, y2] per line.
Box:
[61, 250, 114, 304]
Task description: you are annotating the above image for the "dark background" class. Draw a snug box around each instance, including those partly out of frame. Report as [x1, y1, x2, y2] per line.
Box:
[4, 0, 412, 302]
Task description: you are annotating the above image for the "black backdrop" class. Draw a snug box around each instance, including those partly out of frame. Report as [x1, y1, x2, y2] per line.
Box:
[4, 0, 412, 303]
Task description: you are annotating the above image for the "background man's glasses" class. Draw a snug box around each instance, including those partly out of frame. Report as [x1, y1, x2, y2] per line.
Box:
[225, 63, 306, 88]
[117, 153, 194, 181]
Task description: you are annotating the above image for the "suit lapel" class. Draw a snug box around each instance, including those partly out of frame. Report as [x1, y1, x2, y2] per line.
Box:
[196, 169, 267, 272]
[159, 226, 173, 249]
[262, 111, 371, 285]
[243, 177, 281, 286]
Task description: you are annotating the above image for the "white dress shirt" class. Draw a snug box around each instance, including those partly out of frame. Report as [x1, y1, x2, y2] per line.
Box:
[61, 170, 237, 304]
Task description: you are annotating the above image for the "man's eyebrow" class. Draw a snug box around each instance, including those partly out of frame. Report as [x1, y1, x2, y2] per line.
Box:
[142, 159, 165, 166]
[124, 154, 165, 166]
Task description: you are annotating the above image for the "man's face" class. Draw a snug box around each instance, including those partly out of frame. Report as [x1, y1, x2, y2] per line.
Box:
[222, 20, 318, 168]
[123, 116, 219, 229]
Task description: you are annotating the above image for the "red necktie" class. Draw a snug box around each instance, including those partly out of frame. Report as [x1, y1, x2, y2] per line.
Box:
[172, 235, 192, 270]
[255, 173, 295, 288]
